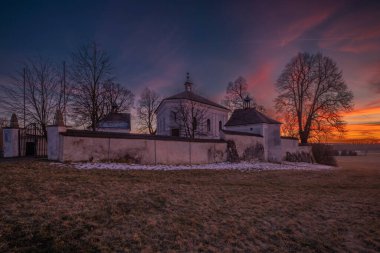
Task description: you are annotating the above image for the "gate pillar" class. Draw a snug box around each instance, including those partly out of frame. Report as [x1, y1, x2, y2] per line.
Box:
[47, 110, 66, 161]
[3, 113, 20, 158]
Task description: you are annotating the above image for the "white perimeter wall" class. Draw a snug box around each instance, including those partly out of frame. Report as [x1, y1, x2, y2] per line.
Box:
[281, 138, 299, 159]
[2, 128, 19, 158]
[221, 131, 265, 159]
[58, 134, 226, 165]
[280, 138, 313, 160]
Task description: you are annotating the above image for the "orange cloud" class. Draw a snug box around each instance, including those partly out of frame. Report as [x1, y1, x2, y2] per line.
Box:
[343, 106, 380, 117]
[336, 105, 380, 142]
[343, 123, 380, 140]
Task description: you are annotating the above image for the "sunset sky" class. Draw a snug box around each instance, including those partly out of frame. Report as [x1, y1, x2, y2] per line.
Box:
[0, 0, 379, 141]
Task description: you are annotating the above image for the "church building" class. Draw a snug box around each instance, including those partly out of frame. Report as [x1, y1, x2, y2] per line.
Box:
[96, 105, 131, 133]
[156, 74, 229, 139]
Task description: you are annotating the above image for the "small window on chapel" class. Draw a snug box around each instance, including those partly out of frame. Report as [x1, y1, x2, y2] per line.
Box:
[219, 121, 222, 130]
[207, 119, 211, 132]
[171, 111, 177, 121]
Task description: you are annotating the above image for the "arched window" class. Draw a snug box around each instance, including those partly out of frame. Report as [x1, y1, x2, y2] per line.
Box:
[219, 121, 222, 130]
[207, 119, 211, 131]
[171, 111, 177, 122]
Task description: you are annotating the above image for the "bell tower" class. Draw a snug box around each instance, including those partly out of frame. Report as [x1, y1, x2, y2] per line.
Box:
[184, 72, 193, 92]
[243, 95, 251, 109]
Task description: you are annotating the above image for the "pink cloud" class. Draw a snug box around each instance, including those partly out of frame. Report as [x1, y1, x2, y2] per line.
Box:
[278, 9, 334, 47]
[246, 61, 277, 108]
[319, 10, 380, 53]
[339, 42, 380, 54]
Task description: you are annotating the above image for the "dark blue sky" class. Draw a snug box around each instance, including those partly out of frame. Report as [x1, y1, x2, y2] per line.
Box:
[1, 0, 380, 138]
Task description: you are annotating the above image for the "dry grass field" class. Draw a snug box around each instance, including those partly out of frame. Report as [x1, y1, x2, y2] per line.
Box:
[0, 156, 379, 252]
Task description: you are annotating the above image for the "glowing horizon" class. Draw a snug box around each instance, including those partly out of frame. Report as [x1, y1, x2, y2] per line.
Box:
[0, 0, 379, 143]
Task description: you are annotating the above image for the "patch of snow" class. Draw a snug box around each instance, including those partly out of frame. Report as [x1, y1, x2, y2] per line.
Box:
[71, 161, 333, 171]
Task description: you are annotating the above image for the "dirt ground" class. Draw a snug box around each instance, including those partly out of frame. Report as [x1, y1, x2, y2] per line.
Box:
[0, 155, 379, 252]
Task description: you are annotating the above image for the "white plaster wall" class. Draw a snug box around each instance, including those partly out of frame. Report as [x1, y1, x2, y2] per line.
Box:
[0, 129, 3, 154]
[59, 134, 227, 164]
[156, 100, 228, 139]
[221, 132, 264, 159]
[264, 124, 282, 162]
[224, 124, 264, 136]
[47, 126, 66, 160]
[280, 138, 299, 159]
[190, 142, 226, 164]
[97, 128, 130, 133]
[3, 128, 19, 158]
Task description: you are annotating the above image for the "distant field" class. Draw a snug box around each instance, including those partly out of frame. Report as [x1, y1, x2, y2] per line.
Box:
[0, 158, 379, 252]
[335, 152, 380, 170]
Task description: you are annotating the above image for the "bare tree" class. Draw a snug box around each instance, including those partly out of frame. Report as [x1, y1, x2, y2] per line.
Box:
[0, 57, 61, 136]
[136, 87, 160, 134]
[280, 111, 298, 138]
[57, 61, 70, 124]
[275, 52, 354, 144]
[0, 117, 7, 128]
[103, 81, 134, 114]
[70, 42, 113, 130]
[173, 100, 209, 139]
[223, 76, 265, 112]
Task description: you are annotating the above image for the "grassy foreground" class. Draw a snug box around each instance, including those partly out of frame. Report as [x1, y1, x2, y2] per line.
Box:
[0, 156, 379, 252]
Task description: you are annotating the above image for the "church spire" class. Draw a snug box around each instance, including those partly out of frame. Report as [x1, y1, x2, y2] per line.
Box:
[243, 95, 251, 109]
[184, 72, 193, 92]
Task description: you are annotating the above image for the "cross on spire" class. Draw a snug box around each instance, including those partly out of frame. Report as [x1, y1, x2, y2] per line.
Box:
[184, 72, 193, 92]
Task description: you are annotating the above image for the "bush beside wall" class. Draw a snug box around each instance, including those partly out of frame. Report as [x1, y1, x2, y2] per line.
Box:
[311, 144, 337, 166]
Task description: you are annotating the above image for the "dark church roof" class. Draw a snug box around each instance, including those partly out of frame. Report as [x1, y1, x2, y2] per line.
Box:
[97, 112, 131, 129]
[162, 90, 229, 111]
[225, 108, 281, 126]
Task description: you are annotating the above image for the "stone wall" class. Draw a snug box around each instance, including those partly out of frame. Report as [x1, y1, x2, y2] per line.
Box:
[2, 128, 19, 158]
[220, 130, 265, 161]
[281, 137, 313, 162]
[47, 127, 314, 164]
[0, 128, 3, 156]
[263, 124, 282, 162]
[280, 137, 299, 159]
[52, 129, 226, 164]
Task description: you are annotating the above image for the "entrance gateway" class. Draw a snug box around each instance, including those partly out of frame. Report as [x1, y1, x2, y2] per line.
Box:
[19, 123, 47, 157]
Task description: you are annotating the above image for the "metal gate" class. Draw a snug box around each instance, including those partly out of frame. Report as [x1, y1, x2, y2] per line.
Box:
[19, 123, 47, 157]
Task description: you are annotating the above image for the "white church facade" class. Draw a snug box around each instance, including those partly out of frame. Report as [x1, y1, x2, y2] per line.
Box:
[156, 75, 229, 139]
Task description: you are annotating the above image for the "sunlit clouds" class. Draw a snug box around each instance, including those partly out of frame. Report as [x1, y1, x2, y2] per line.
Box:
[0, 0, 379, 141]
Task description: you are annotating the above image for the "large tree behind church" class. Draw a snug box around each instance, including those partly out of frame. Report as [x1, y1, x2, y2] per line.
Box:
[223, 76, 265, 112]
[275, 52, 353, 144]
[70, 42, 112, 130]
[70, 42, 134, 130]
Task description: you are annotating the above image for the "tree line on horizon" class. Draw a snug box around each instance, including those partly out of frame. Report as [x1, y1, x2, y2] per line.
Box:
[0, 42, 354, 144]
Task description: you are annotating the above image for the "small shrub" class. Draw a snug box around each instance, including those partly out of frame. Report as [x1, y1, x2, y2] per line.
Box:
[285, 151, 313, 163]
[349, 150, 357, 156]
[311, 144, 337, 166]
[242, 143, 264, 161]
[226, 140, 239, 163]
